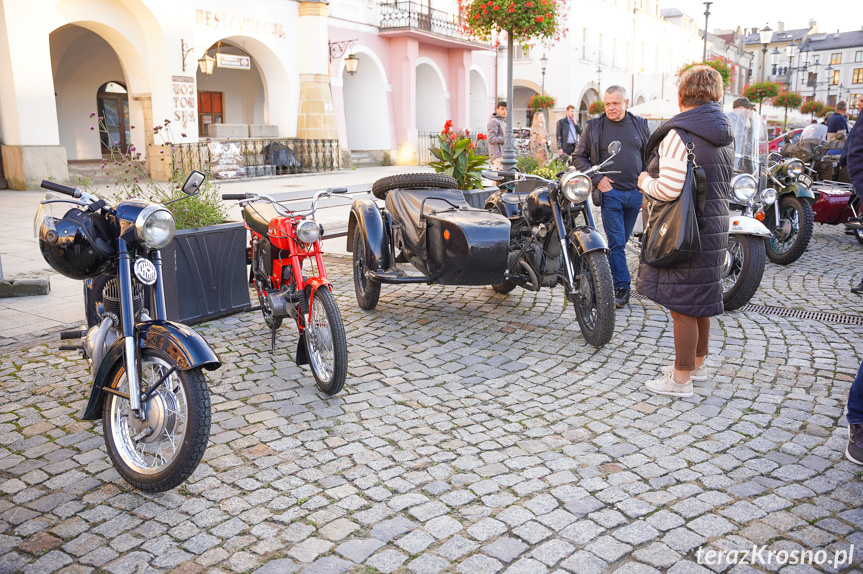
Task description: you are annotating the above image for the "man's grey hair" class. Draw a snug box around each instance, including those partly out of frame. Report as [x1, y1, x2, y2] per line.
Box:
[605, 85, 627, 99]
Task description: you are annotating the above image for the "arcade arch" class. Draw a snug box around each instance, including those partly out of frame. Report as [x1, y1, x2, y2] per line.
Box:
[416, 61, 446, 133]
[342, 51, 391, 150]
[469, 67, 489, 134]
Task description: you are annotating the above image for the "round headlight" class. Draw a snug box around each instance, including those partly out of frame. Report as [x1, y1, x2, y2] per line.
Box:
[135, 206, 175, 249]
[760, 188, 777, 206]
[561, 173, 591, 203]
[731, 174, 758, 202]
[296, 219, 321, 244]
[786, 159, 804, 178]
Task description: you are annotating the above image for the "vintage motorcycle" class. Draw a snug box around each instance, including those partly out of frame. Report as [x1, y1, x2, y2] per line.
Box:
[347, 142, 620, 347]
[222, 189, 349, 395]
[35, 173, 221, 492]
[728, 108, 815, 265]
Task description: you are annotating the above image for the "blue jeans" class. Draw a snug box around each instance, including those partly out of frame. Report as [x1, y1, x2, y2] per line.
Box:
[847, 359, 863, 425]
[600, 187, 642, 292]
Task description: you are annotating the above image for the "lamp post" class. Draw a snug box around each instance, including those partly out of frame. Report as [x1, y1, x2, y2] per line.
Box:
[702, 2, 712, 61]
[596, 66, 603, 99]
[759, 24, 772, 82]
[501, 31, 518, 172]
[825, 63, 834, 105]
[810, 59, 821, 101]
[540, 53, 548, 96]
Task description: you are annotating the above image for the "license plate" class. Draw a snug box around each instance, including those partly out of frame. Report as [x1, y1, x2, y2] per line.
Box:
[798, 174, 813, 187]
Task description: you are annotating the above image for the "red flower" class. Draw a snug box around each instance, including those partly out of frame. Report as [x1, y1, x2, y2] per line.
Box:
[474, 13, 480, 18]
[526, 1, 533, 5]
[477, 133, 487, 141]
[465, 128, 470, 136]
[482, 9, 488, 14]
[536, 15, 543, 21]
[493, 5, 499, 9]
[509, 7, 515, 11]
[546, 12, 551, 17]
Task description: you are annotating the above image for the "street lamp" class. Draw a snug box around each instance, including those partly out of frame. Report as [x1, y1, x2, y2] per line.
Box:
[540, 54, 548, 96]
[702, 2, 712, 61]
[771, 48, 780, 77]
[596, 66, 603, 98]
[826, 63, 834, 105]
[759, 24, 773, 82]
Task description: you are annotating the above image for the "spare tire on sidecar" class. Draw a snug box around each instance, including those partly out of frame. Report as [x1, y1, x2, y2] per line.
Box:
[371, 173, 458, 200]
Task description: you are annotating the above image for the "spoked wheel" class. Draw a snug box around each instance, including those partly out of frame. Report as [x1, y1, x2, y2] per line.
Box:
[353, 231, 381, 310]
[301, 287, 348, 395]
[766, 195, 814, 265]
[103, 350, 211, 492]
[569, 249, 615, 347]
[722, 235, 766, 311]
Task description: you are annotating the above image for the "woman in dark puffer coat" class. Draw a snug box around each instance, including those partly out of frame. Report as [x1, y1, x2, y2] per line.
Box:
[635, 66, 733, 398]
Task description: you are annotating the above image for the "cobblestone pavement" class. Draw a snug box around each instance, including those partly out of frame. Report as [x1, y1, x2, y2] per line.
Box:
[0, 224, 861, 574]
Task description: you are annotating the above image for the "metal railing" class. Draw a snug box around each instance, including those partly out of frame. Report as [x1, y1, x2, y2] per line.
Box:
[171, 138, 340, 179]
[418, 132, 489, 165]
[379, 1, 489, 44]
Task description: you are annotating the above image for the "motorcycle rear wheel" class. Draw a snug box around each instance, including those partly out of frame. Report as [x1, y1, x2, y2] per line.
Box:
[301, 287, 348, 395]
[353, 231, 381, 310]
[766, 195, 814, 265]
[722, 235, 765, 311]
[103, 349, 211, 493]
[570, 249, 615, 347]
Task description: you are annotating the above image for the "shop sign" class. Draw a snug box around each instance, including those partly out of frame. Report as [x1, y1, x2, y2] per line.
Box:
[196, 9, 286, 39]
[172, 76, 196, 130]
[208, 141, 246, 179]
[216, 53, 251, 70]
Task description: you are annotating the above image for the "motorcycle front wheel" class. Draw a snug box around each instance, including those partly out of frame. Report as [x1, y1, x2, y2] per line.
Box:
[301, 287, 348, 395]
[722, 235, 766, 311]
[569, 249, 615, 347]
[103, 349, 211, 493]
[766, 195, 814, 265]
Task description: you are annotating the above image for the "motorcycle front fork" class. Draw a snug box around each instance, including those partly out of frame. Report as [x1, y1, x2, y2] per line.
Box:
[117, 239, 143, 418]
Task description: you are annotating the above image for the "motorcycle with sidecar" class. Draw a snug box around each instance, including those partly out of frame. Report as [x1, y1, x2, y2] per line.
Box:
[346, 143, 621, 347]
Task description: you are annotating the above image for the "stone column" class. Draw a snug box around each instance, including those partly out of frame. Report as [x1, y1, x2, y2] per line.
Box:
[296, 1, 338, 142]
[0, 2, 68, 189]
[390, 37, 419, 165]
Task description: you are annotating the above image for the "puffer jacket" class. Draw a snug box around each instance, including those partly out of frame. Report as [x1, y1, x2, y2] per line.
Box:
[635, 101, 733, 318]
[487, 113, 506, 160]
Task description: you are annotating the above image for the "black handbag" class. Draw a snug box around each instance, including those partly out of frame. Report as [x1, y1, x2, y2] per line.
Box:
[641, 129, 702, 268]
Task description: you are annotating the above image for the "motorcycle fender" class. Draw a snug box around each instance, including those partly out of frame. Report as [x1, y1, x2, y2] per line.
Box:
[729, 216, 772, 238]
[82, 320, 221, 420]
[346, 198, 391, 271]
[568, 227, 608, 255]
[782, 182, 815, 201]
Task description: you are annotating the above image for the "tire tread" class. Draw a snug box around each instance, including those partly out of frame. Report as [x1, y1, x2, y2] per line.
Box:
[371, 173, 458, 200]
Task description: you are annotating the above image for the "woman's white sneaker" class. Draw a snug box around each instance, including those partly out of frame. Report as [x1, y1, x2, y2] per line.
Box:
[645, 371, 694, 398]
[661, 363, 708, 381]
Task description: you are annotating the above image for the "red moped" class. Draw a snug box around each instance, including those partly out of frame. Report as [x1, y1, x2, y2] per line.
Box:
[223, 188, 348, 395]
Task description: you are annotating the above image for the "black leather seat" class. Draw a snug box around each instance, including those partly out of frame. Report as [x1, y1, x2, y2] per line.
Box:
[243, 203, 283, 235]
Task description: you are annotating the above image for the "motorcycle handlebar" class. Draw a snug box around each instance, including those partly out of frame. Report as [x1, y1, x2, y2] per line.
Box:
[41, 180, 80, 198]
[221, 193, 248, 201]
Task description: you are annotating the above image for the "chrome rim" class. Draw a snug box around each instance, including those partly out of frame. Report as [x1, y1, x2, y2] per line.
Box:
[109, 356, 187, 475]
[307, 292, 335, 383]
[723, 237, 743, 294]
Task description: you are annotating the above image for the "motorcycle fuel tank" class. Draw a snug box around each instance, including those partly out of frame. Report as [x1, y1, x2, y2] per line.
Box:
[524, 188, 554, 225]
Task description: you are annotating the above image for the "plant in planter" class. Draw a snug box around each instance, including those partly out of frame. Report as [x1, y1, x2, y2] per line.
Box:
[429, 120, 489, 191]
[589, 100, 606, 116]
[528, 94, 556, 112]
[76, 115, 249, 325]
[772, 91, 803, 129]
[678, 57, 735, 88]
[743, 81, 781, 112]
[800, 99, 826, 119]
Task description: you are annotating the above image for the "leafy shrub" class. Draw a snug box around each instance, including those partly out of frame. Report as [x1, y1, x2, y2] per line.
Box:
[429, 120, 488, 190]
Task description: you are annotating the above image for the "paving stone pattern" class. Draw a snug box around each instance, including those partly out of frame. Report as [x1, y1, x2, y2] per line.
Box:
[0, 224, 861, 573]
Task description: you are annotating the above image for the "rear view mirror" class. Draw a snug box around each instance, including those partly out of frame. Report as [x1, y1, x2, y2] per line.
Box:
[182, 170, 206, 196]
[608, 141, 621, 155]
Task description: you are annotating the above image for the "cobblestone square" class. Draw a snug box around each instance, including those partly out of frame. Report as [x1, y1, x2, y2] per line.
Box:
[0, 224, 861, 573]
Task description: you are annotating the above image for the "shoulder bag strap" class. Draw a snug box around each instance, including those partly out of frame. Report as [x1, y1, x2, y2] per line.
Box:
[673, 128, 707, 217]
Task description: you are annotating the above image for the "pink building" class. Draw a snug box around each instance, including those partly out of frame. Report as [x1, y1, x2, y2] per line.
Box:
[328, 1, 496, 165]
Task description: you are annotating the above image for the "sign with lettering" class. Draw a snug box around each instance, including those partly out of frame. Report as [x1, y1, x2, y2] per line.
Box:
[208, 141, 246, 179]
[196, 9, 286, 39]
[217, 53, 251, 70]
[172, 76, 196, 131]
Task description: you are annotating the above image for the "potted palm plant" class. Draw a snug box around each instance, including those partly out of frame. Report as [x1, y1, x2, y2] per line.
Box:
[428, 120, 491, 208]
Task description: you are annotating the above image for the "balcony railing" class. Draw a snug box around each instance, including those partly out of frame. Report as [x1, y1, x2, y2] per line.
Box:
[379, 1, 481, 43]
[170, 138, 340, 179]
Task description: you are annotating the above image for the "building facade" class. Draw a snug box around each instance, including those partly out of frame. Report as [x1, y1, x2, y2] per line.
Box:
[796, 29, 863, 109]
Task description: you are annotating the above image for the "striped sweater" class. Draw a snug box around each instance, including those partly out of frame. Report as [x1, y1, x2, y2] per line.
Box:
[642, 130, 688, 201]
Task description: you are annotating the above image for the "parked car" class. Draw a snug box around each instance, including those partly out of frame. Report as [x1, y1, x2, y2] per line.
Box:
[768, 128, 803, 153]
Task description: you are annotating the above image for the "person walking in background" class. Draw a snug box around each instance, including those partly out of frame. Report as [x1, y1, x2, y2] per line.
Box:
[826, 102, 849, 142]
[572, 85, 649, 308]
[487, 101, 507, 170]
[556, 105, 582, 158]
[636, 65, 733, 398]
[530, 111, 550, 167]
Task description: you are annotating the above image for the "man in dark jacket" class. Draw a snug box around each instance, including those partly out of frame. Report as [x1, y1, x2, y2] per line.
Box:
[572, 86, 650, 308]
[556, 105, 582, 157]
[847, 97, 863, 293]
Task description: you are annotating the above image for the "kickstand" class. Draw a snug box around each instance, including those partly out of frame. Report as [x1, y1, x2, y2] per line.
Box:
[270, 323, 278, 351]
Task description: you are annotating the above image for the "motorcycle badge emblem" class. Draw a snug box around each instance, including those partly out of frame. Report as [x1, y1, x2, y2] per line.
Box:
[134, 258, 158, 285]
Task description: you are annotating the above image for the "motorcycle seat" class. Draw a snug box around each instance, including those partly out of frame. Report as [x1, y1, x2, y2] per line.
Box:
[244, 203, 284, 235]
[385, 188, 471, 259]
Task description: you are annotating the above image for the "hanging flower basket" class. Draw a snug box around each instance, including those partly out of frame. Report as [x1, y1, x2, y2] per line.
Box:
[528, 94, 556, 111]
[589, 101, 605, 115]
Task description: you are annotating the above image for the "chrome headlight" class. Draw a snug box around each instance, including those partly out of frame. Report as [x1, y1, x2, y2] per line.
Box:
[731, 174, 758, 202]
[786, 159, 804, 177]
[296, 219, 322, 243]
[760, 188, 777, 206]
[135, 205, 175, 249]
[561, 173, 591, 203]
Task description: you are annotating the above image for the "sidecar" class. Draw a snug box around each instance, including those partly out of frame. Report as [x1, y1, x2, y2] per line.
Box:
[346, 173, 511, 309]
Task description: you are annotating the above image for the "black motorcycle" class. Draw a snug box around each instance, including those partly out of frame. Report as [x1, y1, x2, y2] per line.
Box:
[35, 173, 221, 492]
[347, 142, 619, 347]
